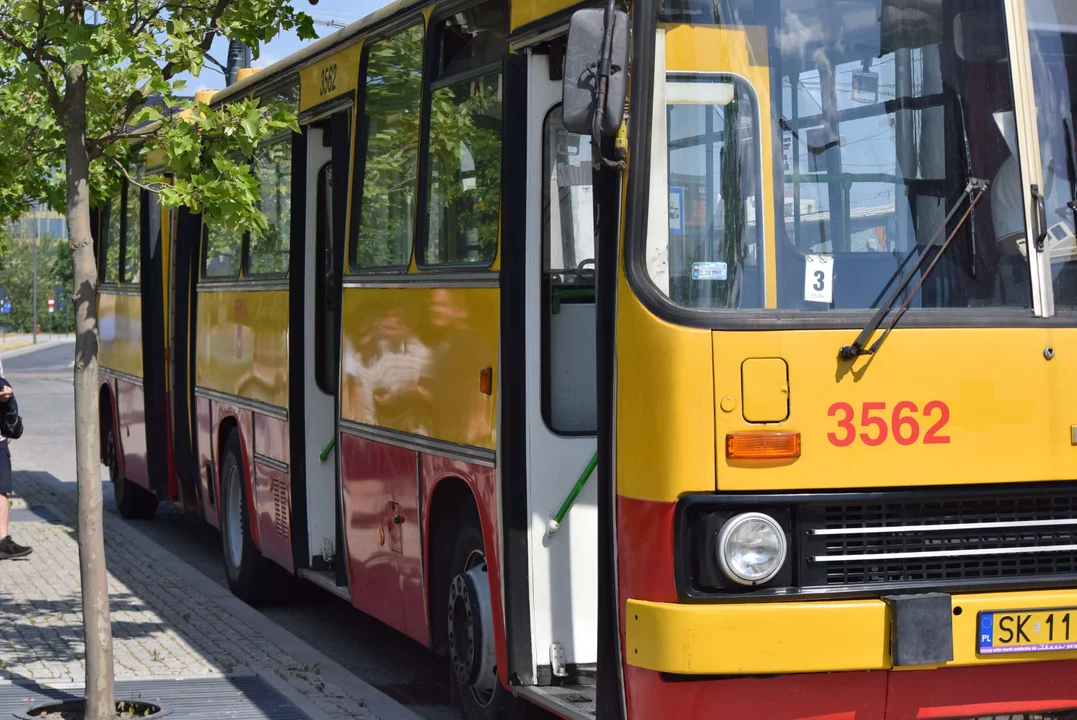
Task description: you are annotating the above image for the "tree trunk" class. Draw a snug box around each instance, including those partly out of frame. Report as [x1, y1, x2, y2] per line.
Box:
[64, 56, 115, 720]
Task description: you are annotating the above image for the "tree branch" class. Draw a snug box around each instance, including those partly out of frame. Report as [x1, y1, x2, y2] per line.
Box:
[89, 126, 162, 158]
[91, 0, 230, 155]
[105, 155, 167, 195]
[128, 0, 167, 40]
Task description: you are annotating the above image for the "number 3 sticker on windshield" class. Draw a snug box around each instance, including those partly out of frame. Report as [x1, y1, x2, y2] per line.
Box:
[804, 254, 833, 304]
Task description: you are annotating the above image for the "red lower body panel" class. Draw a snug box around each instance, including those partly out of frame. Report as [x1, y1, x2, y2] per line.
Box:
[624, 660, 1077, 720]
[885, 660, 1077, 719]
[340, 432, 417, 636]
[624, 665, 885, 720]
[252, 413, 291, 572]
[195, 396, 218, 528]
[116, 377, 150, 492]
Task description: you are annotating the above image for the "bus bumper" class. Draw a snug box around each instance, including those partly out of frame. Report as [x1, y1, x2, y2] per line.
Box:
[625, 588, 1077, 719]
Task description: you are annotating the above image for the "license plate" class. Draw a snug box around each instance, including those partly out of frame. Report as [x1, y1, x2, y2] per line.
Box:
[978, 608, 1077, 655]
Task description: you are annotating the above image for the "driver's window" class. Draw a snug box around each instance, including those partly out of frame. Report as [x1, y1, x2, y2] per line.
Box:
[542, 107, 597, 435]
[545, 109, 595, 283]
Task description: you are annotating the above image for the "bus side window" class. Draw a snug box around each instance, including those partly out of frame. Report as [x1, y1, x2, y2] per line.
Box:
[419, 0, 506, 267]
[121, 175, 142, 284]
[203, 224, 242, 279]
[351, 24, 424, 271]
[542, 108, 597, 434]
[101, 189, 122, 284]
[247, 135, 293, 275]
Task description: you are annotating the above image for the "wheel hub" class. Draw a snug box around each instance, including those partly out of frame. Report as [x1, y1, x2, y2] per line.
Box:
[447, 551, 496, 703]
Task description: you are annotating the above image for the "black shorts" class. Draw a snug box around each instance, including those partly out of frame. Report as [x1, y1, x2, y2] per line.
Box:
[0, 443, 11, 496]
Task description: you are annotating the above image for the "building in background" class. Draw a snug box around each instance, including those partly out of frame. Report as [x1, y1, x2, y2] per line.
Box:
[8, 204, 67, 242]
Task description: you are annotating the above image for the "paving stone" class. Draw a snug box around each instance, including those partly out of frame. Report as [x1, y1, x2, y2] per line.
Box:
[3, 469, 378, 719]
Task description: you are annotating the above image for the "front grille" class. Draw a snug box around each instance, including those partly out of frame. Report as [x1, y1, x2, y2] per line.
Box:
[800, 491, 1077, 589]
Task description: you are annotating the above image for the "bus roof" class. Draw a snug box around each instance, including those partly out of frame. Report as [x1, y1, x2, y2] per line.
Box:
[211, 0, 418, 107]
[211, 0, 584, 108]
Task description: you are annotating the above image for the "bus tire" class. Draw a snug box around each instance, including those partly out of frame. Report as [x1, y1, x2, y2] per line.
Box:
[107, 425, 158, 520]
[219, 431, 269, 605]
[445, 513, 514, 720]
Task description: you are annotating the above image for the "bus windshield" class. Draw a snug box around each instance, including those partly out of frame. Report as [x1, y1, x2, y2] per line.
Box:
[644, 0, 1035, 312]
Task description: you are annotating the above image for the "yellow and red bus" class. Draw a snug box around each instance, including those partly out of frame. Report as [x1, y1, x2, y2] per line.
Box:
[97, 0, 1077, 717]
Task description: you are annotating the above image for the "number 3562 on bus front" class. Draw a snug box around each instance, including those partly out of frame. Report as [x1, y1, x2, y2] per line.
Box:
[827, 400, 951, 447]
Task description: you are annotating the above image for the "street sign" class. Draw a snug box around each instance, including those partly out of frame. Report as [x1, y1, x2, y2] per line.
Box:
[1, 301, 9, 315]
[48, 296, 55, 314]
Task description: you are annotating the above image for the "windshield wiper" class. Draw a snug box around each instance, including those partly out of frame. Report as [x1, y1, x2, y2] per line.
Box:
[838, 177, 989, 361]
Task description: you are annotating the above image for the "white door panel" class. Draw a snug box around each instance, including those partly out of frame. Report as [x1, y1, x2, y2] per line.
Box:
[304, 127, 337, 566]
[525, 51, 599, 674]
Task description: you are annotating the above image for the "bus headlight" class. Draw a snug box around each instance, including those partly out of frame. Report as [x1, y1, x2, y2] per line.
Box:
[716, 512, 787, 585]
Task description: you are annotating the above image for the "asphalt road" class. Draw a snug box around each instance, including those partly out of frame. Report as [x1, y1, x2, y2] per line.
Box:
[4, 342, 458, 720]
[4, 341, 78, 483]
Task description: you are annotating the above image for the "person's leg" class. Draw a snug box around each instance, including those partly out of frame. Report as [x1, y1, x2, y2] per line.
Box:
[0, 442, 10, 540]
[0, 443, 30, 559]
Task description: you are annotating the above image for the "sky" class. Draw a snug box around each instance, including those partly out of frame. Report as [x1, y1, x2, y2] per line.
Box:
[176, 0, 394, 93]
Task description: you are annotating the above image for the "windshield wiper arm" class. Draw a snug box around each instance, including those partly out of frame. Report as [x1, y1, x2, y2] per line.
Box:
[838, 178, 989, 361]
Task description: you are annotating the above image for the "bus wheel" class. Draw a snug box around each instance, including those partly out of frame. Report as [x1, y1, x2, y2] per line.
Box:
[107, 425, 157, 520]
[446, 519, 513, 719]
[219, 431, 268, 605]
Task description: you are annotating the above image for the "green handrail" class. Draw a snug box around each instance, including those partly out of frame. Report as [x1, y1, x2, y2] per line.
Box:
[547, 452, 598, 536]
[319, 436, 336, 464]
[551, 287, 596, 315]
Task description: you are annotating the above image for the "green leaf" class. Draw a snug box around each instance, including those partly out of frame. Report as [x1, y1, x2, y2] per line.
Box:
[17, 6, 40, 24]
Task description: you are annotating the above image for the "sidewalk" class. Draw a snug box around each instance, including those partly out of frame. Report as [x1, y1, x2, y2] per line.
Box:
[0, 333, 70, 357]
[1, 466, 421, 720]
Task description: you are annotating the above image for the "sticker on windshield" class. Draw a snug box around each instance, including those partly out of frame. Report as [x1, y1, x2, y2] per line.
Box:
[804, 254, 833, 304]
[692, 262, 727, 281]
[669, 188, 684, 235]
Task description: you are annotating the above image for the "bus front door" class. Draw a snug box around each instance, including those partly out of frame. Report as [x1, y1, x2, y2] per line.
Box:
[295, 111, 349, 598]
[521, 48, 600, 703]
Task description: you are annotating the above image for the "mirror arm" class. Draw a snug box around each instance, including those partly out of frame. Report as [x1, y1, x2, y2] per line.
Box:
[591, 0, 625, 170]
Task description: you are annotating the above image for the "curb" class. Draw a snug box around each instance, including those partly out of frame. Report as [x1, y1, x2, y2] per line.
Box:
[20, 469, 425, 720]
[0, 670, 253, 689]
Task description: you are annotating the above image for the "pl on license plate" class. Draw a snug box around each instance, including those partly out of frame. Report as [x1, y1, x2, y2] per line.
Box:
[978, 608, 1077, 655]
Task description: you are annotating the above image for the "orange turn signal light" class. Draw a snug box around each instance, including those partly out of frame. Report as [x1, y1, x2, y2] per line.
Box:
[726, 432, 801, 460]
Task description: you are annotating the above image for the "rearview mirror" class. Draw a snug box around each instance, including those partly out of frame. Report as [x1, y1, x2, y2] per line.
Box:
[562, 8, 629, 137]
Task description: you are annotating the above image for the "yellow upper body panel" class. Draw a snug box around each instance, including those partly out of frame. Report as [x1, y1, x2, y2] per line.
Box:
[510, 0, 580, 31]
[299, 43, 362, 113]
[714, 327, 1077, 491]
[616, 276, 717, 503]
[195, 289, 289, 410]
[99, 292, 144, 379]
[339, 286, 498, 450]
